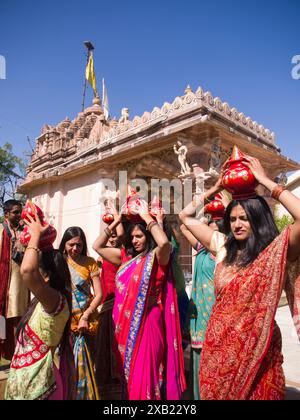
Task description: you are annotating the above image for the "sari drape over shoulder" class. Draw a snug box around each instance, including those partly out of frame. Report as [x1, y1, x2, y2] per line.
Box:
[190, 247, 216, 349]
[200, 227, 300, 400]
[112, 249, 186, 400]
[189, 245, 216, 400]
[68, 257, 100, 400]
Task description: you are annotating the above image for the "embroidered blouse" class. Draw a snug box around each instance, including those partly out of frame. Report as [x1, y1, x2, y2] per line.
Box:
[5, 293, 69, 400]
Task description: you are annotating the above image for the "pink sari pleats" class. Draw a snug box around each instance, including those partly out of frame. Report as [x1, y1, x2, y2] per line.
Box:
[112, 251, 186, 400]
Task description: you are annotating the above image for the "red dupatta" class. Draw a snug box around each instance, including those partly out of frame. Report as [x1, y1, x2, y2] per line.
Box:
[200, 228, 290, 400]
[0, 224, 11, 317]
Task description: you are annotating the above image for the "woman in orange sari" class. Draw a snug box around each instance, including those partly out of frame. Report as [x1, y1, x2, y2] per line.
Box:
[180, 155, 300, 400]
[59, 227, 102, 400]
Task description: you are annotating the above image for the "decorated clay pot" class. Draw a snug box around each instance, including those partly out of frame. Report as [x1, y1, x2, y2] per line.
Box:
[20, 200, 56, 250]
[102, 213, 114, 224]
[121, 187, 144, 223]
[204, 199, 225, 221]
[20, 226, 31, 247]
[21, 200, 44, 222]
[38, 225, 57, 250]
[20, 224, 57, 250]
[149, 195, 166, 219]
[222, 146, 258, 199]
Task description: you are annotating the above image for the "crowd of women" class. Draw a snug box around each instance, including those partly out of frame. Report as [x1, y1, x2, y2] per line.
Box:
[3, 148, 300, 400]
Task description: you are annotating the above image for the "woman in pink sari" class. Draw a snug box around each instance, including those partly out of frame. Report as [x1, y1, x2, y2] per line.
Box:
[93, 202, 186, 400]
[180, 155, 300, 400]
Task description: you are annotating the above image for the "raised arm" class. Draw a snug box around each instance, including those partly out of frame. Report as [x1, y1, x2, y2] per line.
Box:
[180, 223, 201, 250]
[179, 174, 224, 251]
[20, 215, 60, 313]
[107, 199, 125, 244]
[92, 216, 122, 266]
[138, 200, 171, 266]
[244, 156, 300, 262]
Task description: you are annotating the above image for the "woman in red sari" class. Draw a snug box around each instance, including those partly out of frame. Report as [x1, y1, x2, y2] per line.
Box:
[180, 155, 300, 400]
[93, 201, 186, 400]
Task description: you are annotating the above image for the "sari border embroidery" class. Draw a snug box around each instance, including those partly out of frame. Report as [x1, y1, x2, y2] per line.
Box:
[123, 251, 155, 381]
[11, 323, 50, 369]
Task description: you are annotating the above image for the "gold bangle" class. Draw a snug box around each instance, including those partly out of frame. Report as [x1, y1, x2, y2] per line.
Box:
[26, 246, 39, 252]
[147, 221, 158, 231]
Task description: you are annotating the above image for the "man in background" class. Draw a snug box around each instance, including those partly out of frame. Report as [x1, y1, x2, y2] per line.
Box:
[0, 200, 29, 361]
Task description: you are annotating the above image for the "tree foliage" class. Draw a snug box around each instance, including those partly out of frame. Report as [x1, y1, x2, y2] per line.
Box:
[0, 143, 26, 215]
[275, 214, 294, 233]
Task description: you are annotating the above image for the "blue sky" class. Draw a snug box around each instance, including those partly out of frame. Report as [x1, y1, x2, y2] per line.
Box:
[0, 0, 299, 167]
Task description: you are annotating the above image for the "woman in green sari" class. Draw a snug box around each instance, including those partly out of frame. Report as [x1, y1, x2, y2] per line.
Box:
[181, 223, 215, 399]
[180, 189, 229, 399]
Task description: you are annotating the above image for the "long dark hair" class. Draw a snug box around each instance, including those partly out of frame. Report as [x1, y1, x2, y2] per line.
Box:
[124, 221, 157, 257]
[223, 196, 279, 268]
[16, 249, 72, 350]
[59, 226, 88, 256]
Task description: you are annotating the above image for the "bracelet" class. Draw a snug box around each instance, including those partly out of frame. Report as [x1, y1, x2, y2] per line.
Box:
[271, 184, 286, 201]
[26, 246, 39, 252]
[104, 227, 112, 237]
[147, 221, 158, 231]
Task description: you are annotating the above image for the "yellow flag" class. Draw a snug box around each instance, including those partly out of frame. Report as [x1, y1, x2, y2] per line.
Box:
[85, 52, 97, 96]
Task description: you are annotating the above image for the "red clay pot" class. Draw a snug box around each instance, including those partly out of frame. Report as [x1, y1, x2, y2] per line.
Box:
[20, 224, 57, 250]
[222, 146, 258, 199]
[21, 200, 44, 222]
[102, 213, 114, 224]
[204, 199, 225, 220]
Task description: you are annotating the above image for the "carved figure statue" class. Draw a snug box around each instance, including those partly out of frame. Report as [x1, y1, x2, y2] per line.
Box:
[278, 172, 288, 185]
[119, 108, 129, 124]
[173, 141, 191, 176]
[209, 140, 221, 175]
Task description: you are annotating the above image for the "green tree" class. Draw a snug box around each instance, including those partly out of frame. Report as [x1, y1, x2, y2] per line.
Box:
[0, 143, 26, 218]
[275, 214, 294, 233]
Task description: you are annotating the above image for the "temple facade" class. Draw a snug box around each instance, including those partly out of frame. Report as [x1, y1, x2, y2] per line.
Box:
[19, 85, 300, 275]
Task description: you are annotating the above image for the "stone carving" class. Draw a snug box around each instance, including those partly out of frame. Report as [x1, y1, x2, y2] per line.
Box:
[173, 141, 191, 176]
[192, 164, 212, 182]
[208, 139, 222, 177]
[41, 124, 52, 134]
[119, 108, 129, 124]
[102, 86, 275, 145]
[28, 84, 279, 181]
[277, 171, 288, 185]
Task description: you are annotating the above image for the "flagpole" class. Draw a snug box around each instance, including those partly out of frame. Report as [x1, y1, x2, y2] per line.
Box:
[82, 41, 94, 112]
